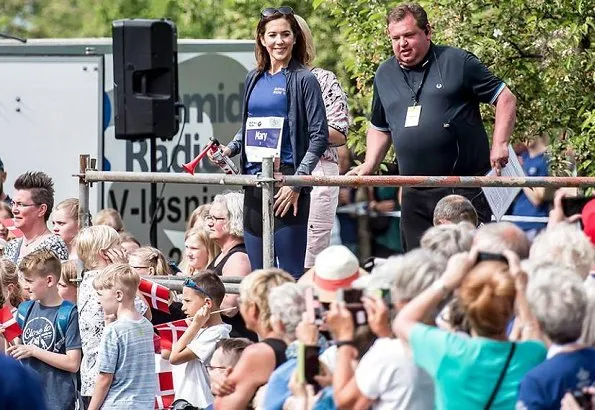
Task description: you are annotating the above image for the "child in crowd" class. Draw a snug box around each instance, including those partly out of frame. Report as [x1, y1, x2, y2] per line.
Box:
[0, 259, 26, 309]
[208, 338, 253, 393]
[7, 249, 82, 410]
[76, 225, 150, 403]
[93, 208, 124, 232]
[119, 231, 141, 254]
[129, 246, 185, 325]
[169, 271, 231, 408]
[128, 246, 173, 276]
[88, 263, 157, 410]
[52, 198, 80, 257]
[58, 260, 78, 304]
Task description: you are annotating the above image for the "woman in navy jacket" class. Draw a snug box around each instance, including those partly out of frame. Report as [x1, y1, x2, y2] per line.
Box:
[222, 7, 329, 278]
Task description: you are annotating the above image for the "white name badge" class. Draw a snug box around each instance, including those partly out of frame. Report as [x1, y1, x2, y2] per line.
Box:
[244, 116, 285, 163]
[404, 105, 422, 127]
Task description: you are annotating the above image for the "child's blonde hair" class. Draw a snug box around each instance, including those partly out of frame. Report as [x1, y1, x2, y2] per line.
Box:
[180, 228, 220, 274]
[93, 208, 124, 232]
[60, 260, 79, 288]
[93, 263, 140, 299]
[19, 249, 62, 280]
[0, 259, 25, 307]
[75, 225, 120, 270]
[128, 246, 172, 275]
[187, 204, 211, 231]
[55, 198, 79, 224]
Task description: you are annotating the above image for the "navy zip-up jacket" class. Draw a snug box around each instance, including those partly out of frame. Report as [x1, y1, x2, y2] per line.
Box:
[227, 59, 329, 185]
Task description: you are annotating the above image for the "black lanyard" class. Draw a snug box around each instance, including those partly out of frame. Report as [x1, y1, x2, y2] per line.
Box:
[399, 61, 430, 106]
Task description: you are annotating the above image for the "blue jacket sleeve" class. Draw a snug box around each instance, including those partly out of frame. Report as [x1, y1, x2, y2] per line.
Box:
[296, 73, 329, 176]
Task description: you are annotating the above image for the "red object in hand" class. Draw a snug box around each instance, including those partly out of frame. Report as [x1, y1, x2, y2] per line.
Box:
[0, 306, 22, 342]
[139, 278, 170, 313]
[154, 319, 189, 351]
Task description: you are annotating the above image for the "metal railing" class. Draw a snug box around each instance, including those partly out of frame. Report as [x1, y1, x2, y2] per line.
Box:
[76, 154, 595, 270]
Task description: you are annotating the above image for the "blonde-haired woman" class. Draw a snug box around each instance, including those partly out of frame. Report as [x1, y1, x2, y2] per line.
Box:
[75, 225, 150, 404]
[395, 250, 546, 409]
[92, 208, 124, 232]
[187, 204, 211, 231]
[294, 14, 349, 269]
[214, 268, 295, 409]
[52, 198, 80, 256]
[179, 227, 219, 276]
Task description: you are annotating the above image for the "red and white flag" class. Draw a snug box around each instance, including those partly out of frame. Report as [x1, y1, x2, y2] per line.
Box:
[155, 356, 175, 410]
[154, 319, 189, 352]
[139, 278, 170, 313]
[0, 306, 22, 342]
[1, 219, 24, 238]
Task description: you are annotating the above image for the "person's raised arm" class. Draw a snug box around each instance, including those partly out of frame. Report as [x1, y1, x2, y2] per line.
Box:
[169, 304, 210, 365]
[394, 250, 477, 346]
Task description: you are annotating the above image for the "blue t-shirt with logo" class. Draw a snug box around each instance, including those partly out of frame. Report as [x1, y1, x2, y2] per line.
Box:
[22, 301, 81, 410]
[517, 348, 595, 410]
[245, 71, 292, 174]
[511, 151, 549, 231]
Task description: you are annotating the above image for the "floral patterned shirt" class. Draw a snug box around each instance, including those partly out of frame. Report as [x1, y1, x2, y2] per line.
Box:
[78, 269, 149, 396]
[2, 235, 68, 265]
[311, 67, 350, 164]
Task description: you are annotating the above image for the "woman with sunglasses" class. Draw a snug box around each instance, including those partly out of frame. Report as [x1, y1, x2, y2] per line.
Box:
[219, 6, 329, 280]
[3, 171, 68, 264]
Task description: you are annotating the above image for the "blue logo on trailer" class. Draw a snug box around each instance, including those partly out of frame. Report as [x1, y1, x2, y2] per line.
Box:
[103, 92, 112, 171]
[103, 92, 111, 132]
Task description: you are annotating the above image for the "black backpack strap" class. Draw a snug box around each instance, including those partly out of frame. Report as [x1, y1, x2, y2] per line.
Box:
[484, 342, 516, 410]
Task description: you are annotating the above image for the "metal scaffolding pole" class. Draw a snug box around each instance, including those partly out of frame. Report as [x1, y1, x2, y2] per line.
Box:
[82, 170, 259, 186]
[261, 157, 275, 269]
[281, 175, 595, 188]
[78, 154, 92, 230]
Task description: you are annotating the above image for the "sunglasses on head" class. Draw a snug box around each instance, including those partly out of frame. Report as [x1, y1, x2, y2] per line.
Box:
[261, 6, 294, 18]
[183, 278, 213, 300]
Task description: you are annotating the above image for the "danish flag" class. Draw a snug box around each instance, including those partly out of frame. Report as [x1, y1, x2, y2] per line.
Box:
[154, 319, 189, 351]
[139, 278, 170, 313]
[154, 356, 175, 410]
[0, 306, 22, 343]
[1, 219, 24, 238]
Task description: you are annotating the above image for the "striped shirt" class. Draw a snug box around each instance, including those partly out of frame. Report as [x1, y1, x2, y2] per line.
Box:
[98, 316, 157, 409]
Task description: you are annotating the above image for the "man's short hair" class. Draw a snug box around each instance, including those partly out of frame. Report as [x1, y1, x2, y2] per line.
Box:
[0, 157, 4, 172]
[214, 338, 253, 367]
[19, 249, 61, 279]
[386, 3, 429, 32]
[190, 271, 226, 308]
[92, 263, 140, 299]
[14, 171, 55, 222]
[433, 194, 478, 226]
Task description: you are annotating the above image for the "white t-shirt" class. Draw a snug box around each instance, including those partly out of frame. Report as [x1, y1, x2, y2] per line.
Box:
[175, 323, 232, 408]
[355, 338, 435, 410]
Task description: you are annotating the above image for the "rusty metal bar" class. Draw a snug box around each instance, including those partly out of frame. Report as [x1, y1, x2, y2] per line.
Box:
[83, 170, 259, 186]
[281, 175, 595, 188]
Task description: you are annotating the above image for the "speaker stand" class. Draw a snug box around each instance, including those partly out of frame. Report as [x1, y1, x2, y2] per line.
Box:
[149, 137, 158, 248]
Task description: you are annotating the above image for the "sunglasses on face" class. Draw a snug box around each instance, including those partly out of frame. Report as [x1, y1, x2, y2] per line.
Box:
[261, 6, 294, 18]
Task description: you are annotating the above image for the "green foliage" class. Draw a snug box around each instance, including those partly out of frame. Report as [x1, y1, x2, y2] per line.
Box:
[2, 0, 593, 175]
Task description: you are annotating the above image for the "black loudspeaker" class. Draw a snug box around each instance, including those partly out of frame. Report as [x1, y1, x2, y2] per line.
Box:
[112, 19, 180, 140]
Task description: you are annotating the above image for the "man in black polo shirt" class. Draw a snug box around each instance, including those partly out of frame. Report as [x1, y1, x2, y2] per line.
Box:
[349, 3, 517, 250]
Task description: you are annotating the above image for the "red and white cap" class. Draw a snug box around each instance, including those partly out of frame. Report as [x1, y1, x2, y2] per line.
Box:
[312, 245, 365, 302]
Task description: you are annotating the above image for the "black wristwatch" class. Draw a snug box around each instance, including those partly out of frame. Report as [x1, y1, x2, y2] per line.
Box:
[335, 340, 357, 349]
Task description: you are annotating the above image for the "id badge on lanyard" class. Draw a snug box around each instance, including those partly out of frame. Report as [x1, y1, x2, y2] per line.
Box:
[244, 116, 285, 162]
